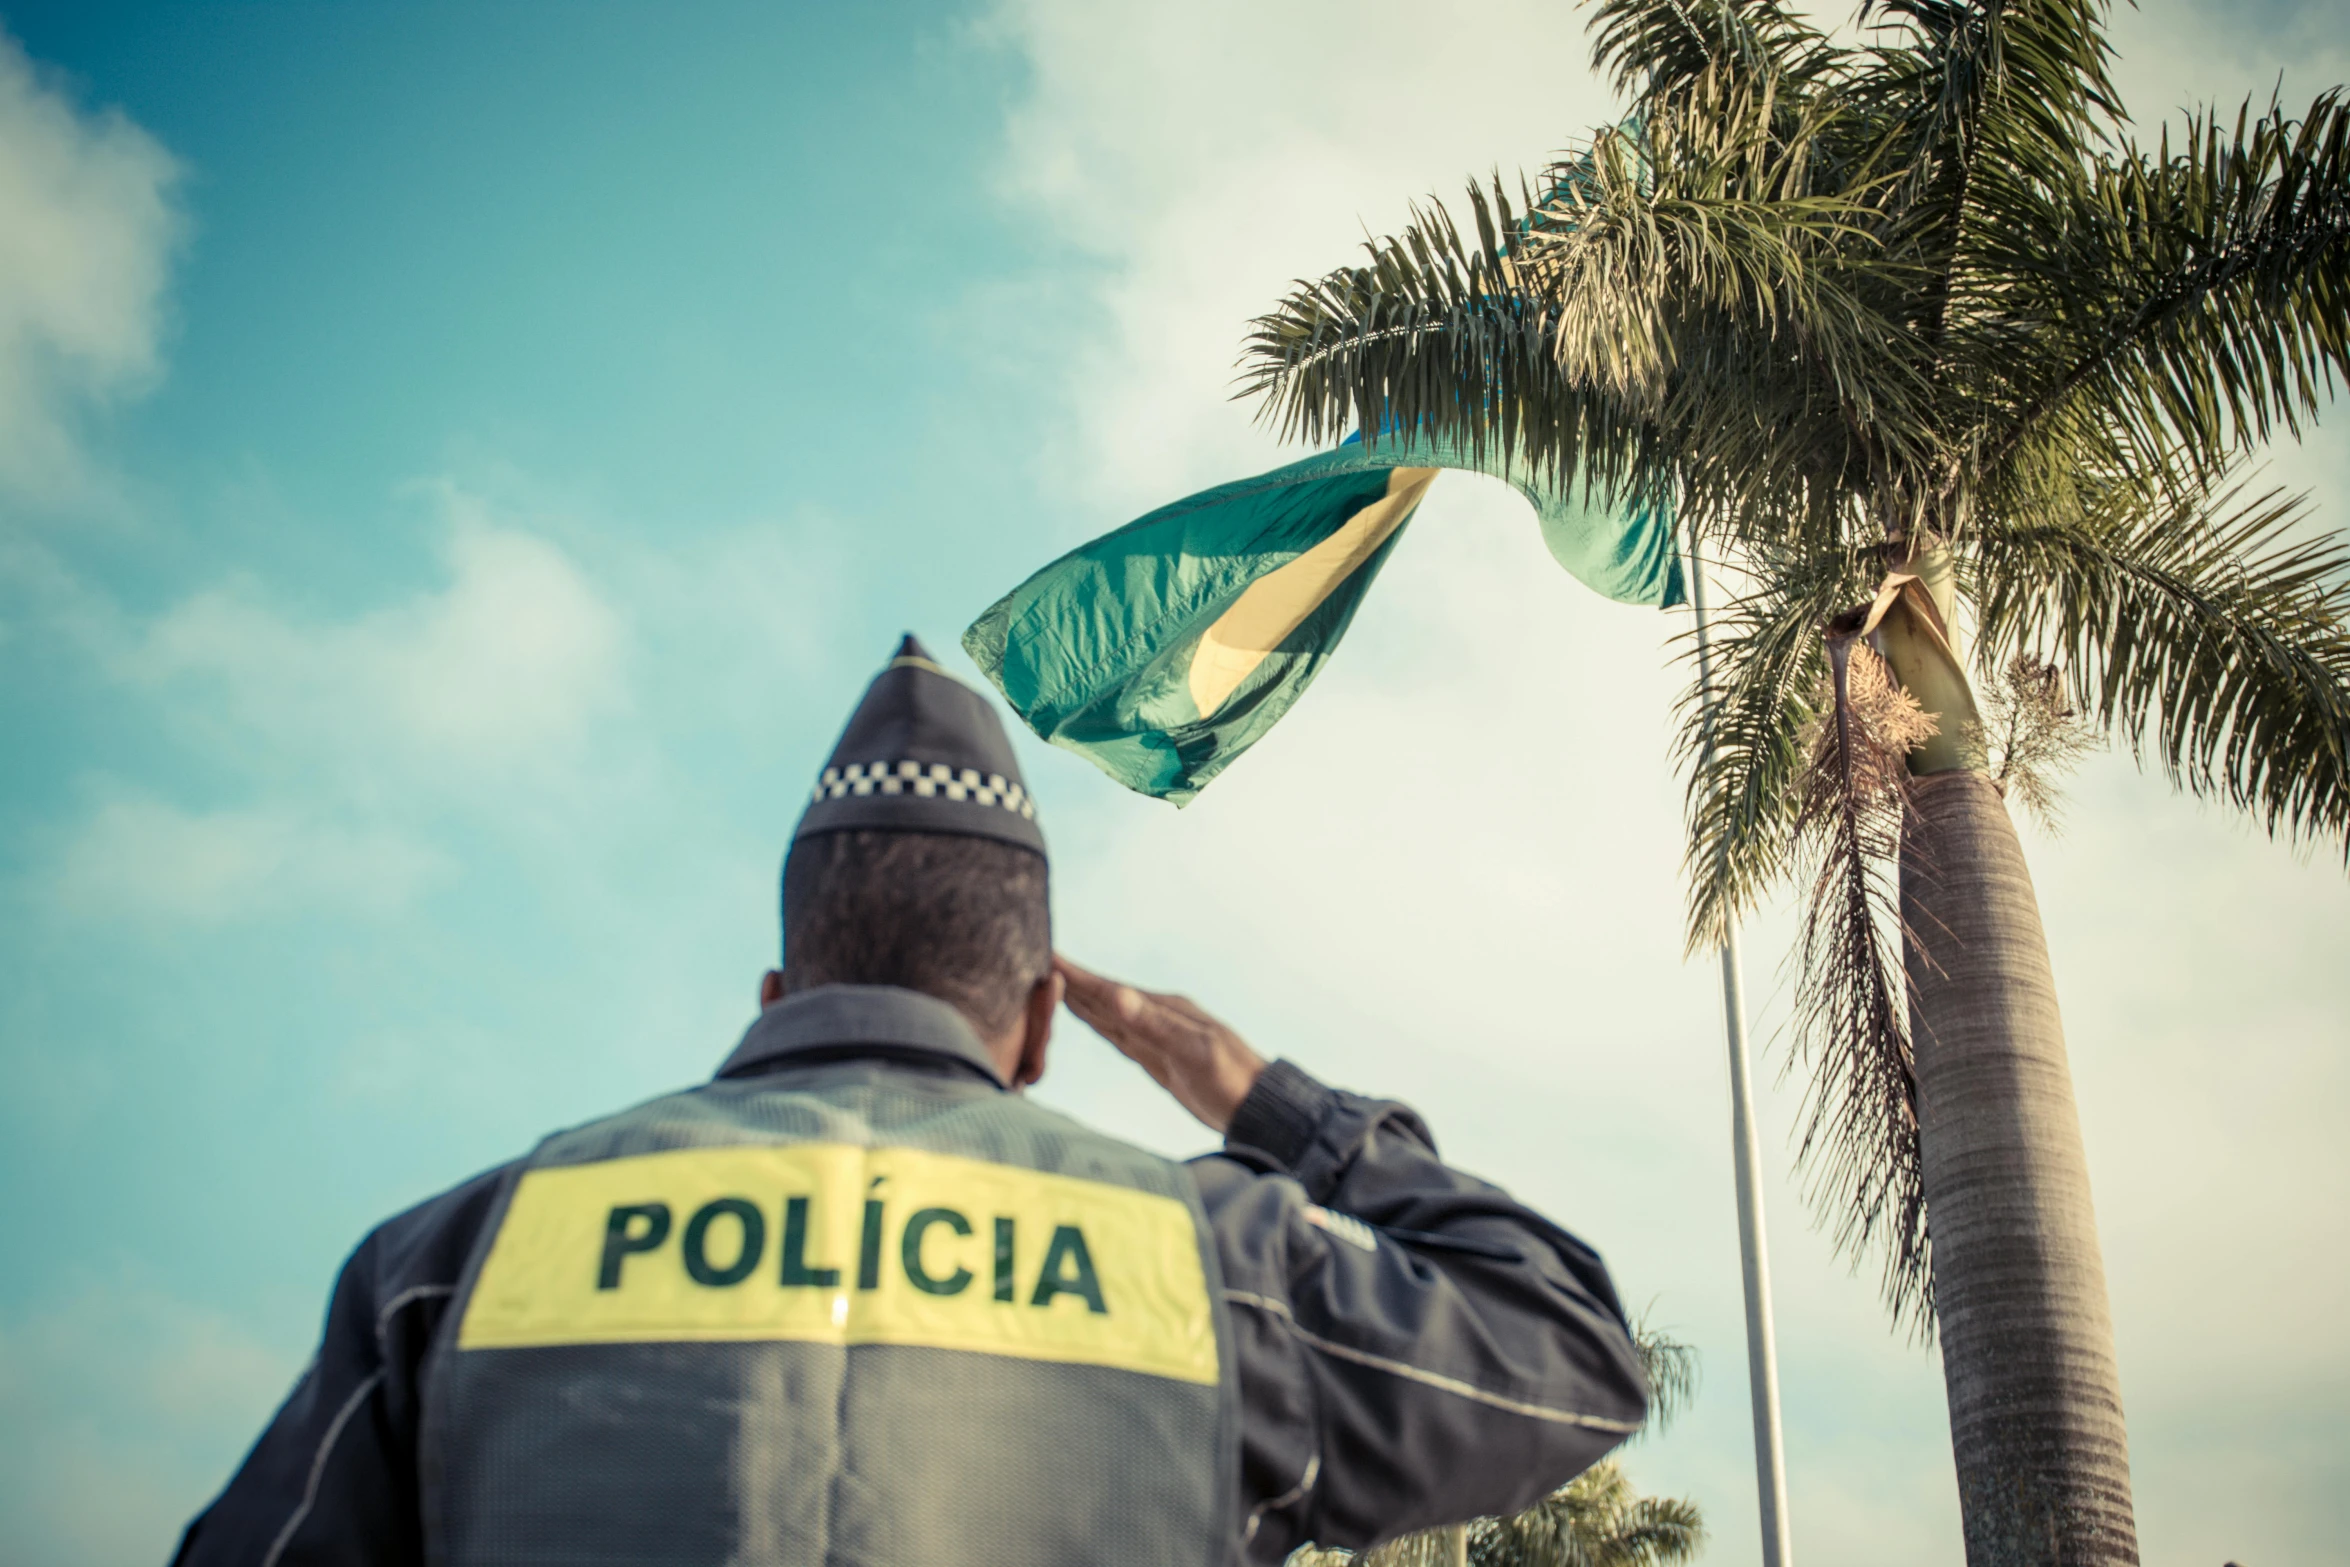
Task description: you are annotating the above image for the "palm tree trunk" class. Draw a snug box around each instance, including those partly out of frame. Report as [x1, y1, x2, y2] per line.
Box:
[1901, 770, 2138, 1565]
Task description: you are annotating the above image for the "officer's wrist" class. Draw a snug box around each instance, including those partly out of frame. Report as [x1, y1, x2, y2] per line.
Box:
[1222, 1059, 1337, 1172]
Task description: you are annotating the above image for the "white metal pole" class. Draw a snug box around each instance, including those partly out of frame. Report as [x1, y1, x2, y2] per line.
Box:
[1685, 540, 1795, 1567]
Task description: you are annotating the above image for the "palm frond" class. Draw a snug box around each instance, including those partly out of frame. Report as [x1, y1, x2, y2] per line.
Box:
[1576, 1499, 1709, 1567]
[1239, 171, 1650, 493]
[1631, 1318, 1699, 1435]
[1784, 634, 1939, 1333]
[1241, 86, 1923, 509]
[1974, 468, 2350, 850]
[1470, 1461, 1707, 1567]
[1587, 0, 1839, 104]
[1847, 0, 2122, 402]
[1518, 81, 1912, 410]
[1851, 0, 2124, 204]
[1983, 91, 2350, 484]
[1676, 542, 1858, 951]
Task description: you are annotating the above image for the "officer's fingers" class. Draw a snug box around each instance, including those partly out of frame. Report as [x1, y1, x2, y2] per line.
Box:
[1157, 993, 1223, 1028]
[1058, 976, 1244, 1124]
[1056, 957, 1143, 1015]
[1061, 990, 1122, 1040]
[1054, 960, 1122, 1021]
[1057, 957, 1167, 1036]
[1052, 954, 1110, 1002]
[1129, 995, 1217, 1063]
[1142, 995, 1241, 1064]
[1058, 973, 1159, 1060]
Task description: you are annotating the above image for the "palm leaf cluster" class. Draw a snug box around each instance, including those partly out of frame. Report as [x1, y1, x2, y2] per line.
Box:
[1244, 0, 2350, 1324]
[1973, 650, 2100, 830]
[1288, 1467, 1703, 1567]
[1468, 1466, 1705, 1567]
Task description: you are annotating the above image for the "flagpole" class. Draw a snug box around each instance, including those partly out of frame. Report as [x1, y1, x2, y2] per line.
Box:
[1685, 538, 1795, 1567]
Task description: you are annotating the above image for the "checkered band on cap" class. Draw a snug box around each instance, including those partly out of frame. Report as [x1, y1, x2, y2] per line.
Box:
[812, 760, 1038, 821]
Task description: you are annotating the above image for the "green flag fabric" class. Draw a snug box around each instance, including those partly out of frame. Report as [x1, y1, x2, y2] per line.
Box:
[964, 435, 1682, 805]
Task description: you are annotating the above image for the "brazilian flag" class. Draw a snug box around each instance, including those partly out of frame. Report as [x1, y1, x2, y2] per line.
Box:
[964, 434, 1682, 805]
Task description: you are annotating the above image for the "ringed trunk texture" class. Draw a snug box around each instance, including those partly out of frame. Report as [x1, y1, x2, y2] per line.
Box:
[1902, 771, 2137, 1566]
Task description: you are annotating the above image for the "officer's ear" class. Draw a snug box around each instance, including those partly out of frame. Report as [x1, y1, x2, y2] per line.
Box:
[1010, 969, 1064, 1089]
[759, 969, 786, 1009]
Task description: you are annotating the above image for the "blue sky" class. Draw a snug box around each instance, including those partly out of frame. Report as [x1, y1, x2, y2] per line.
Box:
[0, 3, 2344, 1564]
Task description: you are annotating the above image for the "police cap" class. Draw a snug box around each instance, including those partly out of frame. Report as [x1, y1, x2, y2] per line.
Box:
[793, 634, 1046, 858]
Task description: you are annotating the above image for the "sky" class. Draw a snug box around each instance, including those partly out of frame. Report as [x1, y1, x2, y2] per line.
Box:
[0, 2, 2344, 1564]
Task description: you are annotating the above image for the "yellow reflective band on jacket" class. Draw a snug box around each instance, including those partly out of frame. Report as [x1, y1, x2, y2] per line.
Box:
[456, 1142, 1220, 1385]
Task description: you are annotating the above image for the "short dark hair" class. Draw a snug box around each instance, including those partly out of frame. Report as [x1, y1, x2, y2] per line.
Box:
[781, 830, 1050, 1036]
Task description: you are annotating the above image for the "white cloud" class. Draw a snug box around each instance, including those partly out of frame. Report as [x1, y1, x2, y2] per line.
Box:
[18, 476, 869, 953]
[138, 491, 630, 788]
[0, 1278, 302, 1567]
[53, 793, 452, 923]
[19, 486, 630, 926]
[0, 26, 181, 500]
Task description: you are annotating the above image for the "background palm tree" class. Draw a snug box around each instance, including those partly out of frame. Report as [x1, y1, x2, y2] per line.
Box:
[1468, 1466, 1705, 1567]
[1241, 1, 2350, 1561]
[1291, 1467, 1706, 1567]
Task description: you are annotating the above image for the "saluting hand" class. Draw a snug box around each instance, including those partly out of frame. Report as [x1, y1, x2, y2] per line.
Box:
[1055, 956, 1267, 1134]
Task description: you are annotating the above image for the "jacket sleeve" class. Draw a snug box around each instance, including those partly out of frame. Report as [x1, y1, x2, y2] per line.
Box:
[1193, 1060, 1649, 1564]
[168, 1165, 511, 1567]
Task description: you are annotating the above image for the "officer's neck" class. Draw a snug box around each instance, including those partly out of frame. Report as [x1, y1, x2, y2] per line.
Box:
[755, 969, 1062, 1090]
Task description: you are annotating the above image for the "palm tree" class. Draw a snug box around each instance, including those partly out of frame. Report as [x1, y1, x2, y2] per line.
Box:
[1240, 2, 2350, 1562]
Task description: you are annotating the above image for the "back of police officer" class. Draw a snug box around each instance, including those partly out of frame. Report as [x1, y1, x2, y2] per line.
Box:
[172, 637, 1649, 1567]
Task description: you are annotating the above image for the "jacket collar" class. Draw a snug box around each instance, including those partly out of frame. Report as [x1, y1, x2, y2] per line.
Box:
[716, 983, 1006, 1088]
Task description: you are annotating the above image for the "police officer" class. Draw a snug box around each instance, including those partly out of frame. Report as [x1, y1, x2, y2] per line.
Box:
[172, 636, 1649, 1567]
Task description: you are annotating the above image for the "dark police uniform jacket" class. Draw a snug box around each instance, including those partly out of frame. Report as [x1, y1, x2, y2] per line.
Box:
[171, 985, 1648, 1567]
